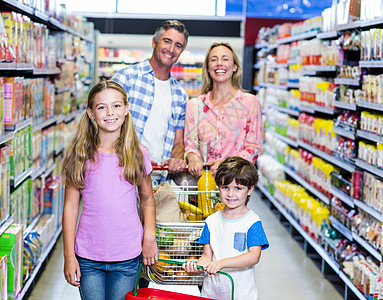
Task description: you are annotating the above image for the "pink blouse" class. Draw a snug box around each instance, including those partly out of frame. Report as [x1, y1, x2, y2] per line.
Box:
[184, 90, 262, 163]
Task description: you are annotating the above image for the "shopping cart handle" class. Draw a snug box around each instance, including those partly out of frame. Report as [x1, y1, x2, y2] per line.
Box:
[152, 165, 189, 171]
[133, 258, 234, 300]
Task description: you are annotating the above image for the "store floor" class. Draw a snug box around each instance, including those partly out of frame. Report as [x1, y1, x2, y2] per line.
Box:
[27, 190, 343, 300]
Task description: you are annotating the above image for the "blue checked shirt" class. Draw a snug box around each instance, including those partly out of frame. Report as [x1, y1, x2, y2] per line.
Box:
[112, 59, 188, 164]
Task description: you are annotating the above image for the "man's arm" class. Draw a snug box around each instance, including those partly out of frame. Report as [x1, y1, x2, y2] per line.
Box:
[161, 128, 187, 173]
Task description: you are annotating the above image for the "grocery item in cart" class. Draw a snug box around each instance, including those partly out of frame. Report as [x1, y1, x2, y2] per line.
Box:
[153, 182, 184, 222]
[197, 165, 217, 218]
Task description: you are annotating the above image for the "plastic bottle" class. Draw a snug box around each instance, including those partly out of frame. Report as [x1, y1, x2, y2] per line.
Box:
[197, 165, 217, 218]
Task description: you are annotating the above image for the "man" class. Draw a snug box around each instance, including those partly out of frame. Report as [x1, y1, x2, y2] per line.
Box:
[113, 20, 189, 182]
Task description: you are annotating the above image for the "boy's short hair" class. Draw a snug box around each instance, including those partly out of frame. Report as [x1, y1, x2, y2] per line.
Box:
[153, 20, 189, 50]
[215, 156, 258, 189]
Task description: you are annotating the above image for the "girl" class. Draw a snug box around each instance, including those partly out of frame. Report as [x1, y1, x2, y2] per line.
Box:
[62, 80, 158, 300]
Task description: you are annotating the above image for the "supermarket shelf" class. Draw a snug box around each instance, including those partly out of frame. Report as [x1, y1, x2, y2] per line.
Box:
[286, 82, 300, 89]
[339, 271, 367, 300]
[12, 168, 33, 188]
[336, 21, 362, 31]
[98, 57, 138, 64]
[54, 145, 65, 156]
[351, 232, 382, 262]
[258, 82, 288, 90]
[333, 100, 357, 111]
[4, 118, 32, 132]
[298, 141, 356, 173]
[271, 158, 331, 205]
[357, 100, 383, 111]
[361, 17, 383, 28]
[30, 164, 47, 181]
[32, 68, 61, 76]
[44, 162, 56, 178]
[301, 69, 317, 76]
[334, 78, 360, 86]
[0, 131, 15, 145]
[332, 126, 355, 140]
[266, 130, 298, 148]
[315, 65, 337, 73]
[316, 31, 339, 39]
[288, 58, 301, 65]
[299, 105, 315, 114]
[314, 105, 336, 115]
[266, 104, 300, 116]
[0, 215, 14, 236]
[56, 86, 72, 94]
[257, 183, 339, 272]
[357, 129, 383, 144]
[355, 159, 383, 179]
[330, 186, 355, 208]
[359, 61, 383, 68]
[354, 199, 383, 223]
[32, 116, 60, 133]
[277, 30, 318, 44]
[329, 215, 353, 241]
[255, 42, 273, 49]
[15, 226, 62, 300]
[24, 213, 43, 239]
[0, 62, 17, 70]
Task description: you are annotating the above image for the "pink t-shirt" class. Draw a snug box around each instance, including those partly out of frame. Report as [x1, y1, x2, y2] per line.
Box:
[74, 147, 152, 262]
[184, 90, 262, 163]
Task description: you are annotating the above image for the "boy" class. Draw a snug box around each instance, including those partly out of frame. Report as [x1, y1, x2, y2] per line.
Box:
[183, 156, 269, 300]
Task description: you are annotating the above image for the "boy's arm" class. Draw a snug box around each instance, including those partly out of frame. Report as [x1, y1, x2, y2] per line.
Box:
[62, 185, 81, 287]
[205, 246, 262, 275]
[183, 244, 213, 274]
[138, 174, 158, 265]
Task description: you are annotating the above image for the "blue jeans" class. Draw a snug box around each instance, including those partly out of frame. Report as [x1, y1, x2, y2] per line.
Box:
[76, 255, 140, 300]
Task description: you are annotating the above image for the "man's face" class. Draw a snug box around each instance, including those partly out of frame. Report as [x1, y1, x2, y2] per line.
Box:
[152, 28, 185, 68]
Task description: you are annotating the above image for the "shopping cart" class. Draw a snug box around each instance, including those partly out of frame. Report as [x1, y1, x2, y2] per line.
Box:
[126, 259, 234, 300]
[146, 166, 219, 286]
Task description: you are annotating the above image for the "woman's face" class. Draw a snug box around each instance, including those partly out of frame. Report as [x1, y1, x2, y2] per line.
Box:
[207, 45, 238, 85]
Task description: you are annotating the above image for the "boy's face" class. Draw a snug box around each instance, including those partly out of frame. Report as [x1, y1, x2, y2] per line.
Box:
[219, 180, 254, 211]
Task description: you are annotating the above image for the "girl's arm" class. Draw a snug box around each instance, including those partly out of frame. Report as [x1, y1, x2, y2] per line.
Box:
[182, 244, 213, 274]
[63, 185, 81, 287]
[138, 174, 158, 265]
[204, 246, 262, 275]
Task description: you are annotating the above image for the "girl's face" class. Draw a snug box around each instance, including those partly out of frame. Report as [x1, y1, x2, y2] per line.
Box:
[219, 180, 254, 211]
[87, 88, 128, 136]
[207, 45, 237, 85]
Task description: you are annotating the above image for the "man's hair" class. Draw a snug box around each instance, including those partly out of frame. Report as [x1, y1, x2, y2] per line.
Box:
[215, 156, 258, 189]
[153, 20, 189, 50]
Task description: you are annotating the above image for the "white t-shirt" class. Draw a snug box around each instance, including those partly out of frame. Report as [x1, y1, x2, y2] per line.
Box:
[141, 78, 172, 163]
[199, 210, 269, 300]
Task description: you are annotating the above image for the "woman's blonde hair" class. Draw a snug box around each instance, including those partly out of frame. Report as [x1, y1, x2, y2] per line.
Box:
[62, 80, 145, 189]
[200, 42, 242, 95]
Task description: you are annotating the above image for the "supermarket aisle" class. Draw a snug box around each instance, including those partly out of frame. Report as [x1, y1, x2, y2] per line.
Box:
[27, 189, 343, 300]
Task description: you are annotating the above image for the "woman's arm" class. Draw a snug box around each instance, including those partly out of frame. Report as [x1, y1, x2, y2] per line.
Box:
[204, 246, 262, 275]
[138, 174, 158, 265]
[63, 185, 81, 287]
[237, 96, 262, 163]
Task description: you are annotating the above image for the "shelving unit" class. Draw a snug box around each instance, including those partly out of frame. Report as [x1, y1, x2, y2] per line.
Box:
[0, 1, 95, 298]
[254, 15, 383, 299]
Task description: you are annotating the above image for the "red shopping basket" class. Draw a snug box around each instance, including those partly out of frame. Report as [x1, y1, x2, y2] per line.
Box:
[126, 259, 234, 300]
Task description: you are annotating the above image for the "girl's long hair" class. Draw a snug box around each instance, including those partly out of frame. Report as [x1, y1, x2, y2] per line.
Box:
[200, 42, 243, 95]
[62, 80, 145, 189]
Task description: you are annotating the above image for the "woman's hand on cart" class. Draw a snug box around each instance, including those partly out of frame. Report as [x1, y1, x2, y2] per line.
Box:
[152, 161, 188, 173]
[182, 259, 204, 274]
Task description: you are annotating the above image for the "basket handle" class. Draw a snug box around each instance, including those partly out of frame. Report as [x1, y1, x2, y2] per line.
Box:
[133, 258, 234, 300]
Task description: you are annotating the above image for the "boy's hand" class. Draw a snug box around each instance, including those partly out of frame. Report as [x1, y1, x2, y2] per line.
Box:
[204, 260, 224, 275]
[182, 260, 202, 274]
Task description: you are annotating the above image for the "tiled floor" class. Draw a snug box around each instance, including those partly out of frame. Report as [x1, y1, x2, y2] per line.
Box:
[27, 190, 344, 299]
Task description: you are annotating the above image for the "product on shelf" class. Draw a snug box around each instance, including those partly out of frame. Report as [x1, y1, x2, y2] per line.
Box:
[0, 224, 23, 300]
[23, 230, 42, 283]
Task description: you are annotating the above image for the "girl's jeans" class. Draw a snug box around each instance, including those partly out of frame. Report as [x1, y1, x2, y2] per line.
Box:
[76, 255, 140, 300]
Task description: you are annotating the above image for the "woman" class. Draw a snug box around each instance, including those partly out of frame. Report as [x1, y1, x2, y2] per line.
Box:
[184, 42, 262, 177]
